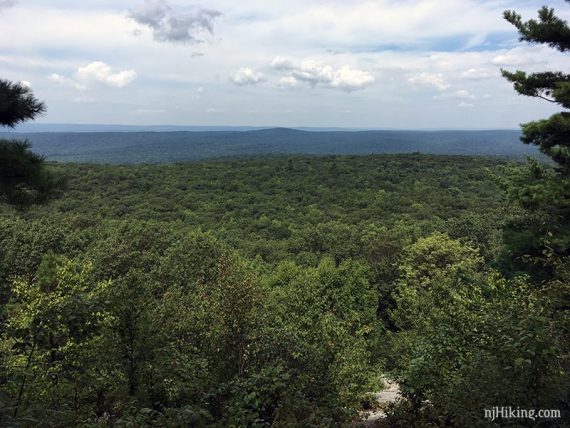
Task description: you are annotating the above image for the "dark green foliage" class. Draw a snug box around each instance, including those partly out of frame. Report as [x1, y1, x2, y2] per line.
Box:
[502, 4, 570, 169]
[504, 4, 570, 52]
[0, 154, 567, 425]
[0, 79, 61, 208]
[0, 139, 62, 207]
[0, 79, 45, 128]
[519, 113, 570, 167]
[501, 4, 570, 284]
[8, 154, 508, 243]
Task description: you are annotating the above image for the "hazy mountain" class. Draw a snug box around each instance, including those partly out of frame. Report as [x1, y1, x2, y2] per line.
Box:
[9, 123, 269, 133]
[0, 128, 538, 164]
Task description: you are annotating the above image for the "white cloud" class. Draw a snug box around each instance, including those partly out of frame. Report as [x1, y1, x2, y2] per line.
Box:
[492, 54, 521, 66]
[271, 57, 375, 92]
[331, 65, 376, 91]
[459, 101, 474, 108]
[271, 56, 295, 71]
[436, 89, 477, 100]
[231, 67, 265, 86]
[129, 0, 221, 44]
[408, 72, 449, 91]
[277, 76, 299, 89]
[3, 0, 568, 128]
[76, 61, 137, 88]
[0, 7, 141, 55]
[491, 47, 547, 66]
[460, 68, 492, 80]
[49, 73, 87, 90]
[454, 89, 476, 100]
[238, 0, 529, 52]
[49, 62, 136, 90]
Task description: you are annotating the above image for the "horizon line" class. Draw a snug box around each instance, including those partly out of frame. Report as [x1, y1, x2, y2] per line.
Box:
[6, 123, 522, 133]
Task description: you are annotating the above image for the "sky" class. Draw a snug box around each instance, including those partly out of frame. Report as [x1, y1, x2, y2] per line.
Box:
[1, 0, 569, 129]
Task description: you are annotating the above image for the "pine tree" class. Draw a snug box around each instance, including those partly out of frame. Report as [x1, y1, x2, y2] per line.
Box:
[502, 9, 570, 410]
[0, 80, 45, 128]
[0, 79, 61, 207]
[501, 4, 570, 271]
[502, 4, 570, 169]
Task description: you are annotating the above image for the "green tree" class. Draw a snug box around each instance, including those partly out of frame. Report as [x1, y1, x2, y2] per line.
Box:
[0, 79, 61, 207]
[502, 3, 570, 167]
[501, 4, 570, 274]
[388, 234, 566, 426]
[268, 258, 380, 424]
[500, 6, 570, 417]
[0, 80, 45, 128]
[0, 254, 112, 425]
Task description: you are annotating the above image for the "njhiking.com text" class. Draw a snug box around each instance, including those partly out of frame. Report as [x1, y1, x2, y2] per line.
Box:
[484, 407, 561, 422]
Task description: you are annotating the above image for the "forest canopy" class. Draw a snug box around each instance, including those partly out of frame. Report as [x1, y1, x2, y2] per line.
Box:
[0, 154, 567, 426]
[0, 2, 569, 427]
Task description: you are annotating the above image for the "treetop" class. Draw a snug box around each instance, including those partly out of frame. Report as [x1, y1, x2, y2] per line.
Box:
[504, 4, 570, 52]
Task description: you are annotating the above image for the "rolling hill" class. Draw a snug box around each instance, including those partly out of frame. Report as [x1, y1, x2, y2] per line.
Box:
[0, 128, 539, 164]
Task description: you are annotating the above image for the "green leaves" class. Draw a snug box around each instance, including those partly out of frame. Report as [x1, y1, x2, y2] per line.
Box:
[0, 153, 565, 425]
[387, 234, 567, 425]
[267, 257, 380, 417]
[2, 254, 112, 425]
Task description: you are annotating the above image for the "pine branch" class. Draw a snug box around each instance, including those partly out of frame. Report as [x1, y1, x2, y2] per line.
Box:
[504, 7, 570, 52]
[0, 79, 46, 128]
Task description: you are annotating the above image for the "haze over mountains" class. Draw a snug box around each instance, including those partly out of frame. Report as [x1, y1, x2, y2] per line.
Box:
[10, 124, 519, 133]
[0, 127, 539, 164]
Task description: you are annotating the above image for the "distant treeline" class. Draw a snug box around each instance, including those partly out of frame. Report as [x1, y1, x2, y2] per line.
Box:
[0, 128, 540, 164]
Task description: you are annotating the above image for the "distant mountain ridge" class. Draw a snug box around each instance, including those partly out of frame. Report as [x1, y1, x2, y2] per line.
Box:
[8, 123, 520, 133]
[0, 128, 539, 164]
[9, 124, 271, 133]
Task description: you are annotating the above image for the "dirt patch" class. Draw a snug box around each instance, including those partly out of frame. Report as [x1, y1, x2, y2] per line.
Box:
[357, 380, 401, 427]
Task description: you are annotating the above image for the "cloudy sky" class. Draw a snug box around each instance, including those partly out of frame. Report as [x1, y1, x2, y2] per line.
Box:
[1, 0, 569, 128]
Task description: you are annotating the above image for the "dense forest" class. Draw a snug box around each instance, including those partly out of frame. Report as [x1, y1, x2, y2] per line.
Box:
[0, 154, 568, 426]
[1, 1, 570, 427]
